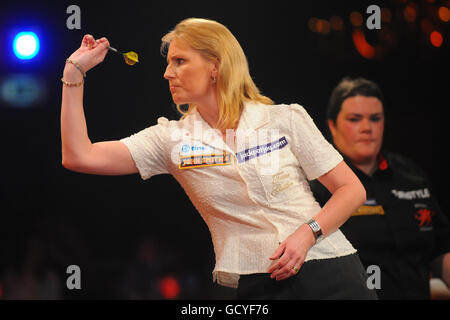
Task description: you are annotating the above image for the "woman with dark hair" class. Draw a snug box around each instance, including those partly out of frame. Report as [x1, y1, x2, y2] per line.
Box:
[310, 77, 450, 299]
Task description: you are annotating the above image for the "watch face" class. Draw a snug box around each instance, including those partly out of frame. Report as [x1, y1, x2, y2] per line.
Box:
[307, 219, 323, 243]
[309, 220, 321, 233]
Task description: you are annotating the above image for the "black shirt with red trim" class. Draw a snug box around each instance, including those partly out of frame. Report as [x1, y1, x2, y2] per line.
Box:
[309, 152, 450, 299]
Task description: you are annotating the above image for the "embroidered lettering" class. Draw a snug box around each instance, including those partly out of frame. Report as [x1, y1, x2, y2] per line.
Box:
[270, 171, 293, 197]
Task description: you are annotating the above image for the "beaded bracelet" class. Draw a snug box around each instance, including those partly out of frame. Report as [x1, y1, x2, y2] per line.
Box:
[66, 59, 86, 78]
[61, 78, 84, 87]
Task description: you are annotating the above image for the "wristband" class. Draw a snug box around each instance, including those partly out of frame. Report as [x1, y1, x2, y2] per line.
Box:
[61, 78, 84, 87]
[66, 59, 86, 78]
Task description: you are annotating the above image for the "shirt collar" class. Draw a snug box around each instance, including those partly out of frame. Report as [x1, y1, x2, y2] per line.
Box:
[190, 101, 271, 130]
[341, 151, 392, 181]
[239, 101, 271, 130]
[187, 101, 271, 152]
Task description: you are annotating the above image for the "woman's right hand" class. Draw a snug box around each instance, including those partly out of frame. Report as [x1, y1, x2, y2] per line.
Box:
[65, 34, 110, 75]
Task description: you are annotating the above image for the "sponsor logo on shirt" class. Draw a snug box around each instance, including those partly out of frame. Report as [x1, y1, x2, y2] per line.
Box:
[236, 136, 288, 163]
[414, 203, 434, 231]
[352, 198, 385, 216]
[391, 188, 430, 200]
[180, 143, 216, 154]
[415, 208, 433, 229]
[179, 153, 232, 169]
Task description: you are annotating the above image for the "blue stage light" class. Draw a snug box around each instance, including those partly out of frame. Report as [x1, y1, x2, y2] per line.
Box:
[13, 31, 40, 60]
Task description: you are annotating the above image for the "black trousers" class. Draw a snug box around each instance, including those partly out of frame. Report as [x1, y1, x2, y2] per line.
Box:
[237, 253, 378, 300]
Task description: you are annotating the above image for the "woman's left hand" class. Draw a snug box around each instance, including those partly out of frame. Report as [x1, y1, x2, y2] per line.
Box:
[267, 224, 316, 281]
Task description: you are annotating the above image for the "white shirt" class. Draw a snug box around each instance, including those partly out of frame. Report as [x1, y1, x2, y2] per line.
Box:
[120, 102, 356, 288]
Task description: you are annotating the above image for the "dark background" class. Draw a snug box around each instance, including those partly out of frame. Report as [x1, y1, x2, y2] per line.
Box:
[0, 0, 448, 299]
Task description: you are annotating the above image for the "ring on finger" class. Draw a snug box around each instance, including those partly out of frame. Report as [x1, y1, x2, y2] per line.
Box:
[292, 266, 299, 273]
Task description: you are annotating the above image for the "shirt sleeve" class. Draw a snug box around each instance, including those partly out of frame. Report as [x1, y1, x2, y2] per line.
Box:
[120, 117, 170, 180]
[289, 104, 343, 180]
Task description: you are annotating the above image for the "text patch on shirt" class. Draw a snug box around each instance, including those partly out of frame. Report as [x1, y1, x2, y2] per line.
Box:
[180, 143, 217, 155]
[391, 188, 430, 200]
[179, 153, 232, 169]
[236, 136, 288, 163]
[352, 198, 385, 216]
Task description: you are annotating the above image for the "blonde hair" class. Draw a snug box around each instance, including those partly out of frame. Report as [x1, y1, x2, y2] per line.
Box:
[161, 18, 273, 130]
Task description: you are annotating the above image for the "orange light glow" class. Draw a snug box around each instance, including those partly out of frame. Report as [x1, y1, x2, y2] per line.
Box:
[430, 31, 443, 47]
[421, 19, 433, 34]
[403, 5, 417, 22]
[308, 18, 331, 35]
[330, 16, 344, 31]
[316, 19, 331, 34]
[438, 6, 450, 22]
[350, 12, 363, 27]
[381, 8, 392, 23]
[352, 29, 375, 59]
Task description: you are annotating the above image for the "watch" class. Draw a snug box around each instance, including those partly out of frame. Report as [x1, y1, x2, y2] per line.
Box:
[306, 218, 323, 244]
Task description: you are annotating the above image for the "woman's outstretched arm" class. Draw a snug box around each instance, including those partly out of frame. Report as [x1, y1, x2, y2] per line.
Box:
[61, 34, 138, 175]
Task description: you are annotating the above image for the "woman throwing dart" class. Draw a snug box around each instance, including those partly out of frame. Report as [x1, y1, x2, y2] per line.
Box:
[60, 19, 377, 299]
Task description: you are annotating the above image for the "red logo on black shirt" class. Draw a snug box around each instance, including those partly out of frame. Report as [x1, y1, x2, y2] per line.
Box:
[378, 154, 388, 171]
[414, 208, 434, 228]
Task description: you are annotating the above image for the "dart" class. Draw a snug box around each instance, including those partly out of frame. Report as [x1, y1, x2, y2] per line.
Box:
[108, 46, 139, 65]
